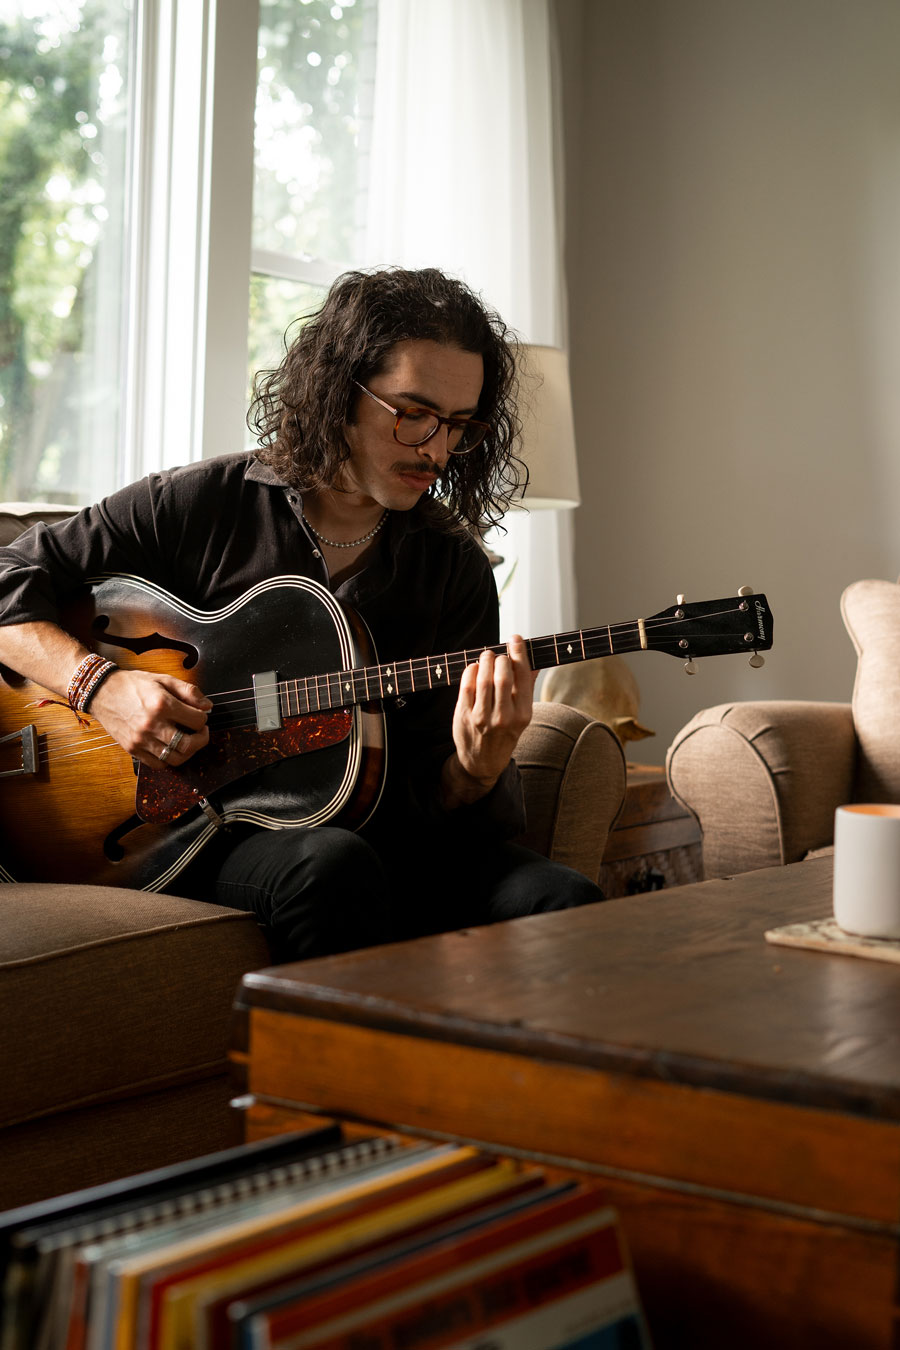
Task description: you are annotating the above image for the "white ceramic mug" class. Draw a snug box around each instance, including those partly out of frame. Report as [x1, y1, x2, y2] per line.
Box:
[833, 804, 900, 938]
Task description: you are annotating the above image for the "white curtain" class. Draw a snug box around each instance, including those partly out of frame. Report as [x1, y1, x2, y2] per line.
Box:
[363, 0, 576, 641]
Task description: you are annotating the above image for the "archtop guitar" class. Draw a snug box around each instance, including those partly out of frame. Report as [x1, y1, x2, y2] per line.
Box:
[0, 575, 773, 889]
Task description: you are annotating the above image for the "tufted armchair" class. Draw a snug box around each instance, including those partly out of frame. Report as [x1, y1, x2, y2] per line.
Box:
[665, 579, 900, 880]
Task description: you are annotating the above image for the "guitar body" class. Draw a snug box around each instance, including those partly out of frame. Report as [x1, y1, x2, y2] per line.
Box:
[0, 575, 385, 890]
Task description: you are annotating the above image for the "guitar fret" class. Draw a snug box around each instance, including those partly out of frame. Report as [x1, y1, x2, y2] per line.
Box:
[448, 653, 466, 684]
[556, 633, 580, 663]
[430, 655, 448, 685]
[281, 679, 298, 718]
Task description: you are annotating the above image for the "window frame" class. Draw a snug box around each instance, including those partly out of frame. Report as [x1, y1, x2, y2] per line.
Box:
[124, 0, 259, 486]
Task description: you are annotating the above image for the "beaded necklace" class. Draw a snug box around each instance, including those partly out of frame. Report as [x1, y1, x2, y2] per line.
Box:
[303, 510, 389, 549]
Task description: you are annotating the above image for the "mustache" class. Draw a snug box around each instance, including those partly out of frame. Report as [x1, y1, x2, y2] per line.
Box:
[392, 462, 442, 479]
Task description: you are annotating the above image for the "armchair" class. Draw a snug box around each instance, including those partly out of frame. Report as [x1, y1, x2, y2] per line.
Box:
[666, 578, 900, 880]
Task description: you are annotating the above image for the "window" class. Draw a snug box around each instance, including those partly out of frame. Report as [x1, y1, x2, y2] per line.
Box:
[0, 0, 135, 504]
[0, 0, 376, 503]
[249, 0, 376, 392]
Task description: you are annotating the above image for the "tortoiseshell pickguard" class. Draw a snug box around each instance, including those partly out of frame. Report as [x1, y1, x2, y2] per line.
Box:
[136, 709, 353, 824]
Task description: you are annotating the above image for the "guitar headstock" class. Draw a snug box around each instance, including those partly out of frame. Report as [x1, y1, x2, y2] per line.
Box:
[644, 591, 774, 663]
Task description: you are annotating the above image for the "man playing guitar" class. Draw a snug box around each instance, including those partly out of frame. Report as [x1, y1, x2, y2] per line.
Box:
[0, 267, 602, 959]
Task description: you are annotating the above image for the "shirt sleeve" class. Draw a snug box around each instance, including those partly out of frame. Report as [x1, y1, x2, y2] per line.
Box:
[0, 476, 171, 626]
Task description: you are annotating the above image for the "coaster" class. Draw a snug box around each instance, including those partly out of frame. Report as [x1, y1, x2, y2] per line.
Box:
[765, 917, 900, 964]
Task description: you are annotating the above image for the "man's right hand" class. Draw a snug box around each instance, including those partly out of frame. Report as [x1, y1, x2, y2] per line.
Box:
[0, 620, 212, 769]
[90, 668, 212, 768]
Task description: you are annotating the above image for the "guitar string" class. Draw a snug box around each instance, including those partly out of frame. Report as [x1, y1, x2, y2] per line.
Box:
[28, 604, 760, 764]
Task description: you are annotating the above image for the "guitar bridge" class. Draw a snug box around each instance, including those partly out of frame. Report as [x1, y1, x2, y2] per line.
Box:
[0, 724, 39, 778]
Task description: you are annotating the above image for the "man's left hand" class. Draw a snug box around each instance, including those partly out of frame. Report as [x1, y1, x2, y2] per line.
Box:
[441, 634, 537, 808]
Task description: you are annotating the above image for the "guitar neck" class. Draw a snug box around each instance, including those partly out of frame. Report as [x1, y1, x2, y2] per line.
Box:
[272, 622, 638, 720]
[262, 589, 774, 720]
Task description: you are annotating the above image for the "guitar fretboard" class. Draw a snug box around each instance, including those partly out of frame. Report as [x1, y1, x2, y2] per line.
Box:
[273, 623, 640, 719]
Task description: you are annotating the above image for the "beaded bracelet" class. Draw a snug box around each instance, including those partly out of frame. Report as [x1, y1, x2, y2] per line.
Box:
[67, 652, 118, 714]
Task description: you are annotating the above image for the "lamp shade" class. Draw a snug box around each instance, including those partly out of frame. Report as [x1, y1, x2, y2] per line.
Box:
[514, 344, 580, 510]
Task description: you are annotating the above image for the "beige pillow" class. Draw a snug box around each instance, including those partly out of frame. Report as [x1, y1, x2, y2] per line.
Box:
[842, 579, 900, 803]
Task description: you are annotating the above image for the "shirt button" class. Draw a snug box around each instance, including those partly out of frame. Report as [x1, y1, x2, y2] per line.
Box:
[312, 549, 321, 559]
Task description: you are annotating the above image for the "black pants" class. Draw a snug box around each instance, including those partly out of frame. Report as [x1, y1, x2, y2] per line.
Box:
[199, 825, 603, 962]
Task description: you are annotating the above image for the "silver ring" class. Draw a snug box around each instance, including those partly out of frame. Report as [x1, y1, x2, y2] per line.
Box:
[159, 729, 184, 764]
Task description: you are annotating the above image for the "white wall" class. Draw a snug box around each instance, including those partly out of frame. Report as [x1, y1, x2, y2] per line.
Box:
[557, 0, 900, 761]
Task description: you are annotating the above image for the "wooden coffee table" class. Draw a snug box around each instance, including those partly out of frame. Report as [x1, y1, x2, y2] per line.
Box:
[231, 856, 900, 1349]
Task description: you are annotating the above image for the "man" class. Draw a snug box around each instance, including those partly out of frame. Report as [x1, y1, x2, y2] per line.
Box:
[0, 267, 602, 959]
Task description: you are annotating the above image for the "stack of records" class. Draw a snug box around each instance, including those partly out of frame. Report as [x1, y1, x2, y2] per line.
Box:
[0, 1122, 651, 1350]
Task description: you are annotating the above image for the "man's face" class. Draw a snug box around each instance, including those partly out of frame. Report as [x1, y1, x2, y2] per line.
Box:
[340, 339, 485, 510]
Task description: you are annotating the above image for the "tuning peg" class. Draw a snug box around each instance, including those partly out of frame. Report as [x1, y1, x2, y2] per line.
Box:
[684, 657, 697, 676]
[738, 585, 753, 596]
[749, 652, 765, 669]
[676, 593, 685, 605]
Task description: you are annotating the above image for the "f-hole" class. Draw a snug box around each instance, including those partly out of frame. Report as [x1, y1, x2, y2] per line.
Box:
[92, 616, 198, 668]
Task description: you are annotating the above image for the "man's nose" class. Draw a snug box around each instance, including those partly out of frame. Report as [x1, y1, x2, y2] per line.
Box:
[417, 426, 450, 467]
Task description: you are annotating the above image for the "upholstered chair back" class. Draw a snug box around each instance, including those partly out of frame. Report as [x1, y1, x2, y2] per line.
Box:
[842, 579, 900, 804]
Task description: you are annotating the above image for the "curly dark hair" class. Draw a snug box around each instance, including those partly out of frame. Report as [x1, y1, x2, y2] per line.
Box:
[248, 267, 528, 531]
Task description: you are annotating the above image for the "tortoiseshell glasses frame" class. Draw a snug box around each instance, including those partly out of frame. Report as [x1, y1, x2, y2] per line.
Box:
[353, 381, 489, 454]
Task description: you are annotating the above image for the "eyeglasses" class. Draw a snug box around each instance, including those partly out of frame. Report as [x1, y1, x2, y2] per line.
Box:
[353, 381, 489, 454]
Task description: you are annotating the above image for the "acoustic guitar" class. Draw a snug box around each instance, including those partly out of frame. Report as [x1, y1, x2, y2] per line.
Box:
[0, 574, 773, 890]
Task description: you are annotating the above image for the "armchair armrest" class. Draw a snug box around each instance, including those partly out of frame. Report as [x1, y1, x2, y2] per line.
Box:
[666, 701, 856, 879]
[514, 703, 626, 884]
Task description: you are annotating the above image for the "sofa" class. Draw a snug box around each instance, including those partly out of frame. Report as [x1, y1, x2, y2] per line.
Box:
[666, 577, 900, 880]
[0, 502, 626, 1210]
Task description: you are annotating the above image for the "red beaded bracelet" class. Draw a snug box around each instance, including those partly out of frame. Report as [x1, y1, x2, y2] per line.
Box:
[67, 653, 118, 714]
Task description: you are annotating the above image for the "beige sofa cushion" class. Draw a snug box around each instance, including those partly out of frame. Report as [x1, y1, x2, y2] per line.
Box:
[0, 502, 74, 545]
[843, 579, 900, 804]
[0, 884, 270, 1131]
